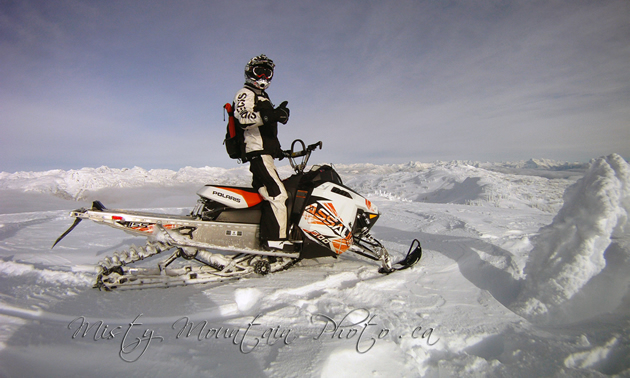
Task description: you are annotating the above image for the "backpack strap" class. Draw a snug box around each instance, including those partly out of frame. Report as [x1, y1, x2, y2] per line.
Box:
[224, 103, 236, 138]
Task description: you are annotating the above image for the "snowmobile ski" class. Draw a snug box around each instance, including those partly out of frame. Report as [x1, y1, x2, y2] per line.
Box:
[51, 217, 82, 249]
[383, 239, 422, 273]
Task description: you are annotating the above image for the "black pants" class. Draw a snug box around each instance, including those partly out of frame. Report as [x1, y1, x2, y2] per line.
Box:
[249, 155, 288, 241]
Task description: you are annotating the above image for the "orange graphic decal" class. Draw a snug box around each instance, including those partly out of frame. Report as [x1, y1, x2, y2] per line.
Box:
[303, 201, 352, 254]
[217, 187, 263, 207]
[365, 199, 377, 213]
[332, 233, 352, 254]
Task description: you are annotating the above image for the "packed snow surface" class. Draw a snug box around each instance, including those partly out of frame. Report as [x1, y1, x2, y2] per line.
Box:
[0, 155, 628, 377]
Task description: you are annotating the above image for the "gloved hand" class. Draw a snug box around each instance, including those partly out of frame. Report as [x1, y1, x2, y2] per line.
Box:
[274, 101, 290, 124]
[253, 100, 275, 123]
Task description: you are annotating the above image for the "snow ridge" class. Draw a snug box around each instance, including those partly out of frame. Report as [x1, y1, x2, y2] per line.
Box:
[0, 166, 251, 200]
[513, 154, 630, 323]
[1, 160, 584, 213]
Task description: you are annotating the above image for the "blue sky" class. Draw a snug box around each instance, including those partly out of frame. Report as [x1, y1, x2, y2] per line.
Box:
[1, 0, 628, 172]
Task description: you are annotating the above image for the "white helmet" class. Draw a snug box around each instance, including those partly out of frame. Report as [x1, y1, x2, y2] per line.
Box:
[245, 54, 275, 90]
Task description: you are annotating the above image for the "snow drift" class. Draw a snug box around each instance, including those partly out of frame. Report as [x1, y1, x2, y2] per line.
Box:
[513, 153, 630, 324]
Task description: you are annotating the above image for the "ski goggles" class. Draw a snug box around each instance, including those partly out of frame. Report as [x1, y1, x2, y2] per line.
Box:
[253, 65, 273, 80]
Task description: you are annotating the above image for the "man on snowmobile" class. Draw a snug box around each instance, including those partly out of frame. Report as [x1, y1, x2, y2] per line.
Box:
[234, 54, 292, 251]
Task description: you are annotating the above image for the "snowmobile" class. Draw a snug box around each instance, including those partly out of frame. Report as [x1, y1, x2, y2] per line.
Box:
[53, 140, 422, 290]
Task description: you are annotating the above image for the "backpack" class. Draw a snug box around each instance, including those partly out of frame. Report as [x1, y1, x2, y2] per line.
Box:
[223, 102, 247, 162]
[223, 91, 259, 163]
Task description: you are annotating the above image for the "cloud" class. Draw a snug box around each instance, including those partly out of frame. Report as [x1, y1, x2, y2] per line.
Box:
[1, 0, 628, 172]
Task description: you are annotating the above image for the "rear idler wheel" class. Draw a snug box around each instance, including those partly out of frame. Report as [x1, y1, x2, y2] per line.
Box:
[254, 259, 271, 275]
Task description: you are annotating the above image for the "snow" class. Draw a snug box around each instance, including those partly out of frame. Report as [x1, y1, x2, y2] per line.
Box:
[0, 155, 629, 377]
[513, 154, 630, 325]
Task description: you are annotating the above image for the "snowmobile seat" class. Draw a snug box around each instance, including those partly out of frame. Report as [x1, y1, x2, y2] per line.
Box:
[197, 185, 263, 209]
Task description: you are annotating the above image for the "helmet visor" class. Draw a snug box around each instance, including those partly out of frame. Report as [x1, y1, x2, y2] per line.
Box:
[253, 65, 273, 80]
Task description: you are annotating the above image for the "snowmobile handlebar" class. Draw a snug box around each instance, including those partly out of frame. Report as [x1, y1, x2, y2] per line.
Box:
[283, 140, 322, 158]
[283, 140, 322, 173]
